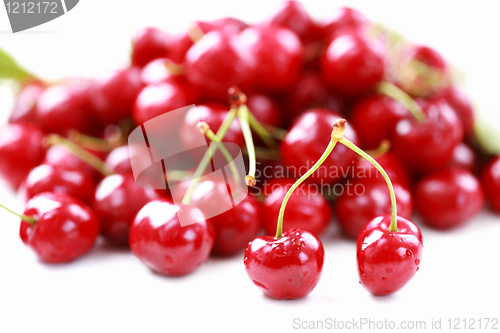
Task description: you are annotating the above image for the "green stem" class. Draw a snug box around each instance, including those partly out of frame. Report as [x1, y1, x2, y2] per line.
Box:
[0, 204, 37, 224]
[247, 111, 278, 148]
[264, 124, 287, 141]
[238, 105, 256, 186]
[378, 81, 426, 123]
[181, 108, 238, 205]
[339, 137, 398, 232]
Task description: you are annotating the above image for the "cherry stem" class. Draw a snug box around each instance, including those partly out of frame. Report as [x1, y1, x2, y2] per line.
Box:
[181, 107, 237, 205]
[243, 146, 280, 161]
[338, 137, 398, 232]
[365, 139, 391, 159]
[238, 105, 257, 186]
[378, 81, 426, 123]
[275, 119, 346, 239]
[0, 204, 37, 224]
[247, 111, 278, 148]
[68, 129, 122, 152]
[187, 23, 205, 43]
[200, 122, 241, 198]
[164, 62, 184, 75]
[45, 134, 114, 177]
[264, 124, 287, 141]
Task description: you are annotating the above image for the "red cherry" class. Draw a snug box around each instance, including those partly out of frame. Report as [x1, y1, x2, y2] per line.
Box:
[320, 7, 370, 38]
[92, 174, 159, 246]
[415, 167, 484, 229]
[246, 93, 282, 128]
[43, 144, 101, 182]
[440, 88, 475, 139]
[185, 30, 256, 100]
[447, 142, 477, 172]
[350, 95, 408, 150]
[263, 0, 314, 40]
[20, 192, 100, 263]
[408, 45, 447, 71]
[357, 215, 423, 296]
[165, 32, 194, 64]
[90, 68, 144, 125]
[261, 178, 330, 236]
[131, 27, 170, 68]
[140, 58, 179, 85]
[280, 108, 360, 185]
[0, 123, 45, 189]
[24, 164, 95, 205]
[195, 17, 248, 34]
[129, 200, 215, 276]
[239, 25, 303, 91]
[335, 178, 413, 239]
[391, 98, 463, 173]
[105, 145, 133, 175]
[353, 152, 411, 189]
[36, 79, 97, 136]
[209, 195, 261, 256]
[285, 73, 344, 121]
[180, 103, 244, 149]
[320, 32, 385, 97]
[8, 81, 45, 125]
[244, 228, 324, 300]
[132, 81, 198, 126]
[481, 156, 500, 213]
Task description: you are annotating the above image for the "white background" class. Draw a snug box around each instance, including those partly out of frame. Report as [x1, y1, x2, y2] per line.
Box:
[1, 1, 500, 332]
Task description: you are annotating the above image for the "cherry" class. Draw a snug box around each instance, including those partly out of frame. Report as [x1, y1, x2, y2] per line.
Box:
[440, 88, 475, 139]
[180, 103, 244, 149]
[0, 123, 45, 189]
[353, 152, 411, 189]
[244, 228, 324, 300]
[415, 167, 484, 229]
[357, 215, 423, 296]
[90, 67, 144, 125]
[23, 164, 95, 205]
[239, 25, 303, 91]
[132, 81, 198, 126]
[129, 200, 215, 276]
[195, 17, 248, 34]
[131, 27, 170, 68]
[8, 80, 45, 125]
[261, 178, 330, 236]
[335, 178, 413, 239]
[447, 142, 477, 172]
[391, 98, 463, 173]
[320, 32, 385, 97]
[285, 73, 344, 121]
[481, 156, 500, 213]
[246, 93, 282, 128]
[140, 58, 180, 85]
[280, 108, 360, 185]
[164, 32, 194, 64]
[92, 174, 159, 246]
[208, 194, 261, 256]
[43, 144, 101, 182]
[36, 79, 97, 136]
[320, 7, 370, 38]
[104, 145, 133, 175]
[263, 0, 314, 40]
[350, 95, 408, 150]
[20, 192, 100, 263]
[185, 30, 256, 100]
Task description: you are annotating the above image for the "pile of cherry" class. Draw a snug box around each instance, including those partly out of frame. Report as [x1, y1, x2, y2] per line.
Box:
[1, 1, 499, 300]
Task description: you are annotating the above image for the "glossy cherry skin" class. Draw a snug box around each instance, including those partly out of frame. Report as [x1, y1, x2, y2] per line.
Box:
[90, 67, 144, 125]
[165, 32, 194, 64]
[129, 200, 215, 276]
[357, 215, 423, 296]
[140, 58, 179, 85]
[481, 156, 500, 213]
[285, 73, 344, 121]
[335, 178, 413, 239]
[280, 108, 361, 185]
[185, 30, 256, 100]
[132, 80, 198, 127]
[92, 174, 159, 246]
[247, 93, 282, 128]
[105, 145, 133, 175]
[244, 228, 324, 300]
[263, 0, 314, 40]
[440, 88, 475, 139]
[350, 95, 408, 150]
[195, 17, 248, 34]
[9, 81, 45, 125]
[43, 144, 101, 182]
[261, 178, 331, 236]
[415, 168, 484, 229]
[353, 152, 411, 189]
[208, 195, 261, 256]
[20, 192, 100, 263]
[447, 142, 477, 172]
[391, 98, 463, 174]
[0, 123, 45, 189]
[239, 25, 303, 91]
[24, 164, 95, 204]
[320, 32, 385, 97]
[131, 27, 170, 68]
[36, 79, 96, 136]
[321, 7, 370, 38]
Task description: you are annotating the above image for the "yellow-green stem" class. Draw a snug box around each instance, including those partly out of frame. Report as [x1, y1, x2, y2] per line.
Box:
[0, 204, 36, 224]
[378, 81, 426, 123]
[238, 105, 256, 185]
[247, 111, 278, 148]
